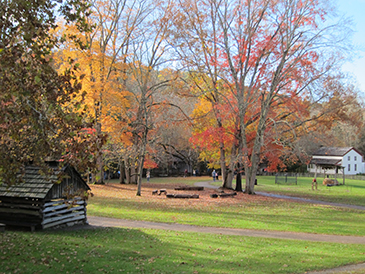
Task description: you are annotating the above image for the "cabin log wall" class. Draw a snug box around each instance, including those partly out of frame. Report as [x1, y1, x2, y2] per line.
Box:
[0, 197, 87, 230]
[41, 198, 87, 229]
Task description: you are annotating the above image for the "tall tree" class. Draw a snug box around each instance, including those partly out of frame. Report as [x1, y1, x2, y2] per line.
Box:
[0, 0, 91, 185]
[54, 0, 147, 183]
[169, 1, 234, 187]
[170, 0, 351, 194]
[122, 0, 181, 195]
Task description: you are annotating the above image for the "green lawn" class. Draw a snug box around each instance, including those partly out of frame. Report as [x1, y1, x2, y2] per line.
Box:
[1, 228, 364, 274]
[2, 175, 365, 274]
[206, 175, 365, 206]
[88, 176, 365, 236]
[254, 175, 365, 207]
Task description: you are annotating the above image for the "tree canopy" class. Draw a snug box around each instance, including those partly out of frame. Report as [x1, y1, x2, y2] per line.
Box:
[0, 0, 92, 185]
[1, 0, 363, 195]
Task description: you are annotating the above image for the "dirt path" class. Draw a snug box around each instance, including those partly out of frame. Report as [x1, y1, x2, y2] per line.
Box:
[87, 216, 365, 245]
[256, 192, 365, 211]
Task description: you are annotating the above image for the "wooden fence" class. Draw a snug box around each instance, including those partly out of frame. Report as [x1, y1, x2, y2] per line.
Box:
[275, 174, 297, 185]
[266, 172, 365, 181]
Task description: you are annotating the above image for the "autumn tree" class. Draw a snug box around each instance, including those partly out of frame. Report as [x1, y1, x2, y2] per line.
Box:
[188, 82, 238, 186]
[0, 0, 92, 185]
[169, 2, 235, 187]
[54, 0, 188, 192]
[170, 0, 351, 193]
[54, 0, 150, 183]
[121, 0, 184, 196]
[154, 92, 198, 176]
[296, 76, 364, 159]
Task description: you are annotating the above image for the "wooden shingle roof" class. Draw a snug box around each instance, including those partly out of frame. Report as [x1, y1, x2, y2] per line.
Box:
[0, 165, 68, 199]
[313, 147, 360, 157]
[310, 158, 341, 166]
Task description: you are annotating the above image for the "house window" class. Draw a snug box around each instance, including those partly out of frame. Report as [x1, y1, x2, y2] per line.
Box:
[348, 156, 351, 161]
[348, 164, 351, 171]
[355, 156, 357, 161]
[355, 164, 357, 171]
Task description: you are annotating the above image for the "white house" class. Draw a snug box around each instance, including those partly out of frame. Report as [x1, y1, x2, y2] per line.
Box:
[308, 147, 365, 175]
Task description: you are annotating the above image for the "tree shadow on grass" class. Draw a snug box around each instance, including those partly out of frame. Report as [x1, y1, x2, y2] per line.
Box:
[11, 227, 361, 274]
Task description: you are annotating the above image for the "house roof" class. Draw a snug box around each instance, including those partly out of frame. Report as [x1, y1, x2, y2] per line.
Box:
[312, 147, 361, 157]
[0, 165, 89, 199]
[310, 158, 342, 166]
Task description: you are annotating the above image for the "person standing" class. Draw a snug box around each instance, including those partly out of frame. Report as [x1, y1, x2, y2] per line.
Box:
[212, 170, 216, 182]
[146, 170, 150, 182]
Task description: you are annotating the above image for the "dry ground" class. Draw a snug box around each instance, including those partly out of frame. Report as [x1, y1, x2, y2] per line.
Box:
[89, 181, 275, 208]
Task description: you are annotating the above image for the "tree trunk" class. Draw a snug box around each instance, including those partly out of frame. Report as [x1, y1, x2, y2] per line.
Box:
[235, 172, 242, 192]
[136, 130, 148, 196]
[244, 156, 260, 194]
[243, 102, 269, 194]
[224, 123, 241, 189]
[227, 171, 235, 188]
[219, 145, 228, 187]
[96, 122, 104, 184]
[244, 170, 256, 194]
[223, 168, 234, 189]
[136, 157, 144, 196]
[119, 160, 125, 184]
[130, 165, 137, 184]
[223, 148, 236, 189]
[125, 167, 131, 184]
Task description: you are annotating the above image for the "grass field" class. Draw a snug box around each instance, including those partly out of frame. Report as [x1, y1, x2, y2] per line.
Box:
[1, 227, 365, 274]
[206, 175, 365, 207]
[87, 176, 365, 236]
[1, 175, 365, 274]
[254, 175, 365, 207]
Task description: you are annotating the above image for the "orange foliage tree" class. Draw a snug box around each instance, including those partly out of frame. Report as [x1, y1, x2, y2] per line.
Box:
[55, 0, 185, 195]
[54, 0, 147, 183]
[170, 0, 351, 193]
[122, 0, 185, 195]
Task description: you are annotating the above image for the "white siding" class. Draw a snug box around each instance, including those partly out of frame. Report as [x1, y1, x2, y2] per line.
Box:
[308, 148, 365, 175]
[342, 149, 365, 175]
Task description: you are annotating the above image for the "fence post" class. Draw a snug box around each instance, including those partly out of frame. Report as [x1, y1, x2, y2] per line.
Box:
[312, 178, 317, 190]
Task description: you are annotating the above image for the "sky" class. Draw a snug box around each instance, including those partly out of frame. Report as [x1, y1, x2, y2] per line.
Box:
[336, 0, 365, 92]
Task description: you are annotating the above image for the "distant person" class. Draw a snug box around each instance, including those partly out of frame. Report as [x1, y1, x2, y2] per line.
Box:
[184, 169, 188, 177]
[212, 170, 216, 182]
[146, 171, 150, 182]
[193, 170, 196, 176]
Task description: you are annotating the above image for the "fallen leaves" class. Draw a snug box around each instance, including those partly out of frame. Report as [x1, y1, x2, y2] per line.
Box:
[89, 182, 275, 210]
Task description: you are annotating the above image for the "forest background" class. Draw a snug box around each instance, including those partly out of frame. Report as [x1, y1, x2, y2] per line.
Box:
[1, 0, 365, 195]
